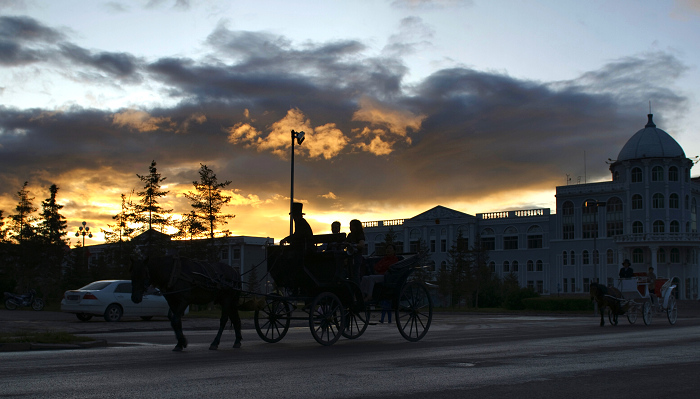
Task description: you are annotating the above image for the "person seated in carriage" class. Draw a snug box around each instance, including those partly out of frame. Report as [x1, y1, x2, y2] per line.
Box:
[619, 259, 634, 279]
[281, 202, 314, 252]
[648, 266, 657, 304]
[344, 219, 366, 282]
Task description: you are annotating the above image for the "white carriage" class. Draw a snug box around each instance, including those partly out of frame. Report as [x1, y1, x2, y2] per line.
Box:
[612, 274, 678, 326]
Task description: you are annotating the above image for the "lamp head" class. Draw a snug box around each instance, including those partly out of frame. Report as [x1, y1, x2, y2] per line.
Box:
[296, 130, 305, 145]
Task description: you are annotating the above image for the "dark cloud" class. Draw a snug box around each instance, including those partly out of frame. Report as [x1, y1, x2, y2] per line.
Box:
[59, 44, 142, 83]
[0, 16, 62, 66]
[0, 18, 691, 232]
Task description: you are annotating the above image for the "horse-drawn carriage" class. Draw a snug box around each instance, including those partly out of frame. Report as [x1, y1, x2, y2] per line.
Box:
[592, 274, 678, 327]
[254, 233, 433, 346]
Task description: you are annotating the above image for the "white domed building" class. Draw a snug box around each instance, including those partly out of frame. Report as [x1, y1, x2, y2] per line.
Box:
[363, 114, 698, 299]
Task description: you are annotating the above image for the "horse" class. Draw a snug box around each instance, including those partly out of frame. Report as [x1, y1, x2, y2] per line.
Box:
[589, 282, 625, 326]
[131, 255, 243, 351]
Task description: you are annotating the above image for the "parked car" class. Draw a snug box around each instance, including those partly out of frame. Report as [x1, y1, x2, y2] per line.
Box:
[61, 280, 182, 322]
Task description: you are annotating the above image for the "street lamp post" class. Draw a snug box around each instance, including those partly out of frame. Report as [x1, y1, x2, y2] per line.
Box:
[290, 130, 305, 236]
[75, 221, 92, 247]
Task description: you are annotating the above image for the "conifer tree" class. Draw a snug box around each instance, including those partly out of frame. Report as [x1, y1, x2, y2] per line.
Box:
[184, 164, 235, 239]
[134, 160, 172, 232]
[10, 181, 37, 243]
[38, 184, 67, 246]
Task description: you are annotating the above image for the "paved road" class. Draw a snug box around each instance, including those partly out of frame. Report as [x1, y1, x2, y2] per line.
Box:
[2, 305, 700, 398]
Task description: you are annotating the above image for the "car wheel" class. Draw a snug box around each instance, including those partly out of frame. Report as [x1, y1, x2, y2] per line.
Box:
[140, 316, 153, 321]
[76, 313, 93, 322]
[104, 304, 123, 322]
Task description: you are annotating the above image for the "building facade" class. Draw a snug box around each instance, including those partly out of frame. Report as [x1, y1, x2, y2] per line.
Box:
[363, 115, 700, 299]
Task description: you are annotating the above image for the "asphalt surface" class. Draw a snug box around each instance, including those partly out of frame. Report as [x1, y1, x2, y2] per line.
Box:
[2, 299, 699, 351]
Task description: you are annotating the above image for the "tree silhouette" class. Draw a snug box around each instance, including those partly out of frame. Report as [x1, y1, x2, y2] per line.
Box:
[37, 184, 67, 246]
[9, 182, 37, 243]
[134, 160, 172, 232]
[184, 164, 235, 239]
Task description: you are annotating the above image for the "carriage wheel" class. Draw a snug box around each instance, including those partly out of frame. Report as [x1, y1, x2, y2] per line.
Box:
[396, 281, 433, 342]
[626, 307, 638, 324]
[309, 292, 346, 346]
[607, 309, 618, 326]
[254, 295, 292, 343]
[342, 305, 370, 340]
[666, 296, 678, 325]
[642, 301, 652, 325]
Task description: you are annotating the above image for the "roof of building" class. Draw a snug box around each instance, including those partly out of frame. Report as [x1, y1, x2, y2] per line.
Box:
[617, 114, 685, 161]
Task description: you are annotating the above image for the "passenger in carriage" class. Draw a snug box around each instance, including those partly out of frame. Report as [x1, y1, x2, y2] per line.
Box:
[619, 259, 634, 279]
[647, 267, 657, 304]
[345, 219, 366, 282]
[374, 244, 399, 275]
[321, 221, 343, 252]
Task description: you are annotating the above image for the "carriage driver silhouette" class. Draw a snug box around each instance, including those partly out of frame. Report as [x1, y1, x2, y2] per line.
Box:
[281, 202, 314, 252]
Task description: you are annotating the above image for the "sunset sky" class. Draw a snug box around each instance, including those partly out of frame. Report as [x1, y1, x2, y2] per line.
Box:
[1, 0, 699, 247]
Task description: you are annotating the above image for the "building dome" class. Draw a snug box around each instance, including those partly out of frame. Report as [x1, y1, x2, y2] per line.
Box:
[617, 114, 685, 161]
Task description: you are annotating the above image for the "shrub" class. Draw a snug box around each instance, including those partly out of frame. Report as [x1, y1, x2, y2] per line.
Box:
[522, 297, 592, 311]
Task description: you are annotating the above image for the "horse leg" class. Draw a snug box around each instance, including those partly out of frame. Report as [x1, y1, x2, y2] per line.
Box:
[598, 302, 605, 327]
[170, 305, 188, 351]
[230, 299, 242, 349]
[209, 305, 227, 350]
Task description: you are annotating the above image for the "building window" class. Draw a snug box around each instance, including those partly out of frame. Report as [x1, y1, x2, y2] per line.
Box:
[527, 280, 534, 290]
[607, 249, 614, 264]
[593, 250, 599, 265]
[570, 251, 576, 265]
[503, 261, 510, 272]
[583, 250, 590, 265]
[536, 280, 543, 294]
[488, 261, 495, 273]
[221, 247, 229, 260]
[669, 193, 679, 209]
[653, 220, 665, 233]
[583, 278, 590, 293]
[562, 251, 568, 265]
[632, 194, 643, 210]
[669, 166, 679, 181]
[652, 166, 664, 181]
[410, 229, 422, 253]
[632, 221, 644, 234]
[562, 201, 574, 240]
[671, 248, 680, 263]
[512, 261, 519, 272]
[606, 197, 623, 237]
[233, 248, 241, 260]
[631, 167, 643, 183]
[441, 228, 447, 252]
[653, 193, 664, 209]
[633, 248, 644, 264]
[503, 226, 518, 250]
[536, 260, 543, 271]
[430, 240, 436, 252]
[563, 278, 568, 293]
[582, 200, 598, 238]
[693, 198, 698, 232]
[670, 220, 680, 233]
[527, 260, 534, 272]
[571, 278, 576, 293]
[480, 228, 495, 250]
[527, 225, 543, 249]
[657, 248, 666, 264]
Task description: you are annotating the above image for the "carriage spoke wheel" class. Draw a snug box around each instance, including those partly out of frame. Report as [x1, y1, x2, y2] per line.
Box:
[642, 301, 652, 325]
[309, 292, 346, 346]
[626, 306, 638, 324]
[607, 309, 618, 326]
[396, 281, 433, 342]
[666, 296, 678, 325]
[255, 295, 292, 343]
[342, 304, 370, 340]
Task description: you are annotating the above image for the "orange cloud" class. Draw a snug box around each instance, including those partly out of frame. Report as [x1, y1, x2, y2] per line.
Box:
[352, 96, 425, 139]
[112, 109, 176, 132]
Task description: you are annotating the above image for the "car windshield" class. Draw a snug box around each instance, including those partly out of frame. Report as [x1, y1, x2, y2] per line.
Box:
[79, 281, 113, 291]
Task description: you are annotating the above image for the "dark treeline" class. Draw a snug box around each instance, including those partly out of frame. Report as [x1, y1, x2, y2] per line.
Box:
[0, 161, 235, 303]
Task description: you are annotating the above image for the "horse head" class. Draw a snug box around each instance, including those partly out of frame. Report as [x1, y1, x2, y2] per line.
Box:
[130, 256, 150, 304]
